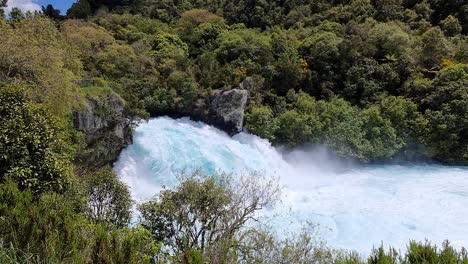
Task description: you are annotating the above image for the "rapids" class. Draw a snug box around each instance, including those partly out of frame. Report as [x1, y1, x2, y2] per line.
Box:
[114, 117, 468, 253]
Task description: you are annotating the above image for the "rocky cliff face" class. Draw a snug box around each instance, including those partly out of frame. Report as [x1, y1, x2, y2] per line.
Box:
[74, 93, 131, 168]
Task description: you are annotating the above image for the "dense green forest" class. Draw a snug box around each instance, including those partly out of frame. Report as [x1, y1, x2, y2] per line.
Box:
[0, 0, 467, 262]
[60, 0, 468, 164]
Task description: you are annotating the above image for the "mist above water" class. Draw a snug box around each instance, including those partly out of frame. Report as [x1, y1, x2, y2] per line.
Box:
[114, 117, 468, 253]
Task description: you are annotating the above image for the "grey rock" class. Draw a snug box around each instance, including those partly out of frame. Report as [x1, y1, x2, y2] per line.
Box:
[208, 88, 248, 135]
[73, 93, 131, 168]
[74, 98, 107, 132]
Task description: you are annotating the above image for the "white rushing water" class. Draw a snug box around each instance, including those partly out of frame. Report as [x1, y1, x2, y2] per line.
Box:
[114, 117, 468, 253]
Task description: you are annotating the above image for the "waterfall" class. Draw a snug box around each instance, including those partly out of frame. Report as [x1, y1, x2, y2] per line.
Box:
[114, 117, 468, 253]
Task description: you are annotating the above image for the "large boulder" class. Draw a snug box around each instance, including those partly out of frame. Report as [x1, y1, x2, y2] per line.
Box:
[74, 93, 132, 168]
[208, 88, 248, 135]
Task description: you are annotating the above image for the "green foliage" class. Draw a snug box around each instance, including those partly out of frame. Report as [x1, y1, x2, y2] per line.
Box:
[0, 181, 91, 263]
[42, 5, 62, 20]
[167, 70, 200, 112]
[0, 0, 5, 20]
[0, 181, 157, 263]
[9, 7, 24, 23]
[360, 106, 403, 159]
[216, 28, 273, 80]
[56, 0, 467, 164]
[0, 15, 82, 118]
[96, 44, 138, 78]
[139, 171, 279, 262]
[0, 85, 72, 194]
[299, 31, 344, 95]
[67, 0, 92, 19]
[441, 15, 463, 37]
[150, 33, 189, 60]
[248, 93, 429, 161]
[178, 10, 227, 57]
[419, 27, 452, 70]
[82, 167, 132, 228]
[423, 64, 468, 163]
[316, 97, 368, 160]
[245, 106, 278, 142]
[406, 241, 439, 263]
[368, 245, 399, 264]
[276, 110, 319, 148]
[90, 224, 157, 264]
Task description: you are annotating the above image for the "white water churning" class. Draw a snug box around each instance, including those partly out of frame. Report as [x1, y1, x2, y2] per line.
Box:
[114, 117, 468, 253]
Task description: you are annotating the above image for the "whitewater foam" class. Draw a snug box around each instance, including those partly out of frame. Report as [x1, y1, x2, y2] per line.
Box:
[114, 117, 468, 253]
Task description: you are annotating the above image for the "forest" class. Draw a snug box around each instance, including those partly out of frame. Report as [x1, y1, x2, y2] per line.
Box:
[0, 0, 467, 262]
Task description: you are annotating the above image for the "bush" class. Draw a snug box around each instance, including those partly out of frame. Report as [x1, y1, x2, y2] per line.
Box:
[0, 85, 72, 194]
[139, 171, 280, 263]
[82, 167, 132, 228]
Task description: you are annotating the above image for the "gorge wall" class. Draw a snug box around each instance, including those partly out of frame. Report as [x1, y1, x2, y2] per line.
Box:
[74, 92, 132, 168]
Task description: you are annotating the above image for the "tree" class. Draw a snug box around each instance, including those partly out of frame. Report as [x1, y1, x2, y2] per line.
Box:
[0, 16, 82, 118]
[377, 96, 427, 141]
[9, 7, 24, 23]
[195, 52, 223, 89]
[96, 43, 138, 78]
[275, 110, 317, 147]
[0, 181, 91, 262]
[177, 9, 226, 57]
[315, 97, 368, 160]
[368, 21, 413, 60]
[360, 106, 403, 159]
[0, 0, 6, 20]
[83, 167, 132, 228]
[299, 32, 344, 97]
[167, 70, 199, 112]
[440, 15, 462, 37]
[149, 32, 189, 66]
[62, 19, 115, 68]
[344, 59, 386, 105]
[216, 28, 274, 79]
[0, 181, 157, 263]
[245, 106, 278, 142]
[177, 9, 224, 35]
[423, 64, 468, 164]
[374, 0, 405, 21]
[269, 31, 305, 94]
[419, 27, 452, 70]
[0, 85, 72, 194]
[67, 0, 92, 19]
[42, 4, 62, 20]
[138, 171, 279, 262]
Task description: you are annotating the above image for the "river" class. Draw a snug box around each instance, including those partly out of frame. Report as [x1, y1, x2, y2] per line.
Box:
[114, 117, 468, 253]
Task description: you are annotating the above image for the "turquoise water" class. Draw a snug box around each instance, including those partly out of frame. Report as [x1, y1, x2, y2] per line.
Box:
[114, 117, 468, 253]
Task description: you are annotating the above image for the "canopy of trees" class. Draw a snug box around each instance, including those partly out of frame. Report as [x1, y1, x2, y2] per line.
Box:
[42, 0, 467, 164]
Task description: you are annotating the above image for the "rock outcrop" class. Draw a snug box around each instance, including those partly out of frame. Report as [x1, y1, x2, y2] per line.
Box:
[74, 93, 131, 168]
[207, 88, 248, 135]
[73, 78, 251, 169]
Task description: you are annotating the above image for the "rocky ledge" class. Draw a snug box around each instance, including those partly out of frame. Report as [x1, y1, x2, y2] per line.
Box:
[74, 93, 132, 168]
